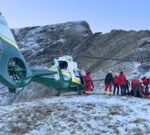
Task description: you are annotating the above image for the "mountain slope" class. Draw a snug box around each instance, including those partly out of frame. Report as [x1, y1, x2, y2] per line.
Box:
[73, 30, 150, 72]
[12, 21, 92, 67]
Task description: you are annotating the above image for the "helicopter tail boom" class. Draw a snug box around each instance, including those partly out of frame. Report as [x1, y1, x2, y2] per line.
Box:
[31, 68, 57, 77]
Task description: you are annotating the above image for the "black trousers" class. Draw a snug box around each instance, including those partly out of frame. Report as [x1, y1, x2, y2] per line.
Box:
[131, 85, 145, 98]
[145, 85, 149, 95]
[125, 85, 130, 95]
[120, 85, 126, 96]
[113, 84, 119, 95]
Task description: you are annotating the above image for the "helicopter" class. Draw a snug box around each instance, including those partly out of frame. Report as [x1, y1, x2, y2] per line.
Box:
[0, 13, 84, 94]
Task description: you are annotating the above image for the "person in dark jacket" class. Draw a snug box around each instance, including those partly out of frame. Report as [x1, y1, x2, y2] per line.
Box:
[118, 71, 127, 96]
[105, 71, 114, 94]
[113, 75, 120, 95]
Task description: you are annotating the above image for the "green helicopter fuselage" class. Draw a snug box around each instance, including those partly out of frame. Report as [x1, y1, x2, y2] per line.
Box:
[0, 13, 84, 94]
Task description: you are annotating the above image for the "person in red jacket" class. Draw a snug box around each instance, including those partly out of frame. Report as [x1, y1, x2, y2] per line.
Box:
[113, 75, 120, 95]
[141, 76, 149, 95]
[118, 71, 127, 96]
[85, 72, 94, 95]
[131, 79, 141, 90]
[130, 79, 145, 98]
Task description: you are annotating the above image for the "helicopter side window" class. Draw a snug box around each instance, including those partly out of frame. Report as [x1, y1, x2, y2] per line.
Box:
[59, 61, 68, 69]
[74, 70, 80, 77]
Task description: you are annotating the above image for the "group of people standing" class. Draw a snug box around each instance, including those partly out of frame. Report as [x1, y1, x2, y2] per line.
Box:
[105, 71, 129, 96]
[104, 71, 150, 98]
[82, 70, 150, 98]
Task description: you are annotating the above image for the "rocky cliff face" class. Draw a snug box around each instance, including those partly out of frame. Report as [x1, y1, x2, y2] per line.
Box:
[12, 21, 92, 67]
[73, 30, 150, 71]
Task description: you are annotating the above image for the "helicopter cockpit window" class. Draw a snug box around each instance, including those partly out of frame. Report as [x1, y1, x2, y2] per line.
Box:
[59, 61, 68, 69]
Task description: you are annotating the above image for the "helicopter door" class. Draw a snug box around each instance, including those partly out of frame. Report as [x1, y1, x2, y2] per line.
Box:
[58, 60, 72, 81]
[71, 69, 81, 84]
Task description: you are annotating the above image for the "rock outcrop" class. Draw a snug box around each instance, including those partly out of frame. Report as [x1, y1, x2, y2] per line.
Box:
[12, 21, 92, 67]
[73, 30, 150, 71]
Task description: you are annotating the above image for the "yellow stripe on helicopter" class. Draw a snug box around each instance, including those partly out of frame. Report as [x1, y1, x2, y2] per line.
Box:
[72, 77, 81, 84]
[61, 69, 71, 78]
[62, 69, 81, 84]
[50, 66, 81, 84]
[0, 32, 19, 49]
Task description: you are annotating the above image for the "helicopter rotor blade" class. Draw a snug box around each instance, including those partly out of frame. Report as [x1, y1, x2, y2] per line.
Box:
[81, 56, 138, 63]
